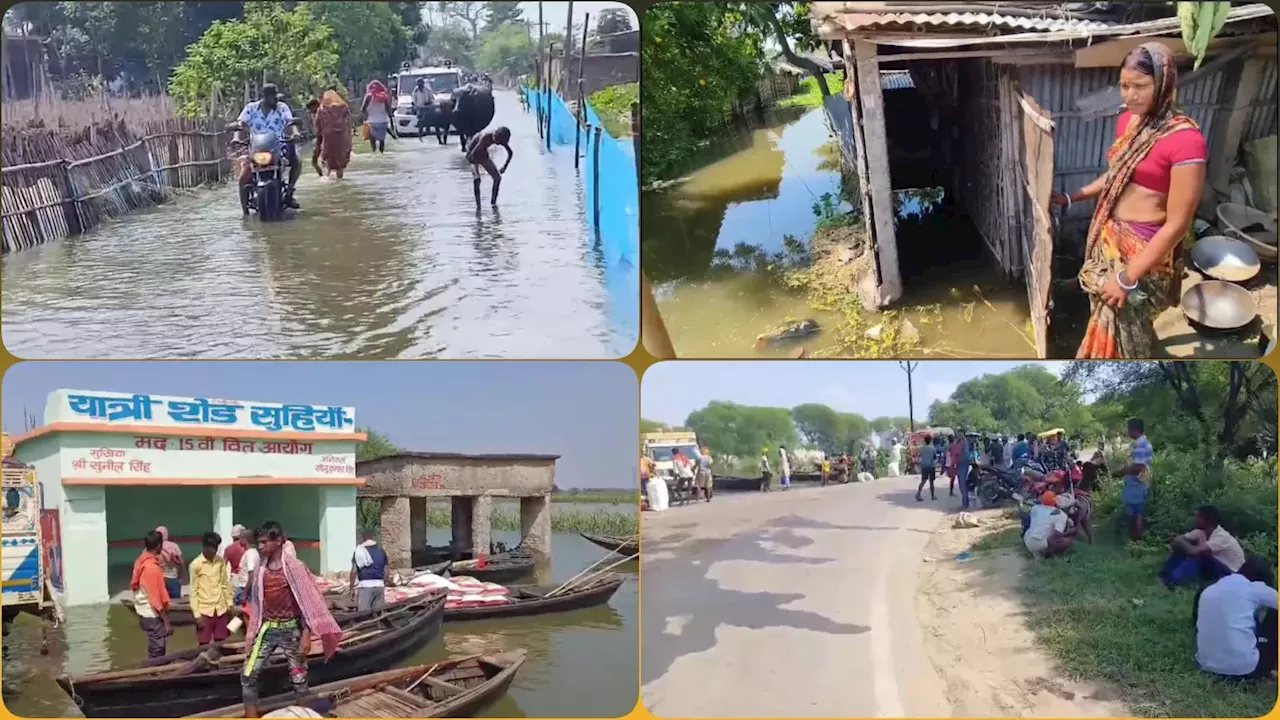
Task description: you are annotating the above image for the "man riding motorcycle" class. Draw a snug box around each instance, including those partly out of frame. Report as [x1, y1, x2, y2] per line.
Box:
[231, 83, 302, 211]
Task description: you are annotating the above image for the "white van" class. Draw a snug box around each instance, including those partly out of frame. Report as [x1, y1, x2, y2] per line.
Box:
[392, 64, 465, 136]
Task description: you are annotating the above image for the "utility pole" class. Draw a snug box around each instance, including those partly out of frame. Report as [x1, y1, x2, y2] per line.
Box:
[561, 1, 574, 94]
[899, 361, 917, 433]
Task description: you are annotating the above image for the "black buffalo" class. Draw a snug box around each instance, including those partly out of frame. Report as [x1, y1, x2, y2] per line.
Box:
[451, 83, 495, 152]
[422, 98, 454, 145]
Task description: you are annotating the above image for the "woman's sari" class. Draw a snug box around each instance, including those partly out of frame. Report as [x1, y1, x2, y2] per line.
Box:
[1076, 41, 1199, 359]
[315, 90, 352, 172]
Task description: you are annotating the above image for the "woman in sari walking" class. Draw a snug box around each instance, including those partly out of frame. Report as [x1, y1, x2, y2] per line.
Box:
[315, 90, 353, 179]
[1052, 41, 1207, 359]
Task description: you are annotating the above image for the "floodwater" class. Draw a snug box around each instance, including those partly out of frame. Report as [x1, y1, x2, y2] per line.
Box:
[0, 532, 638, 718]
[642, 107, 1035, 359]
[2, 91, 634, 359]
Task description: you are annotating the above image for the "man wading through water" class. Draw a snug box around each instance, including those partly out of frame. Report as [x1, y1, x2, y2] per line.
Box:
[240, 521, 341, 718]
[465, 126, 513, 207]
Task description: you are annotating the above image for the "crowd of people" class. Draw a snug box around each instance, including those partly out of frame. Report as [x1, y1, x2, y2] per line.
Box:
[129, 521, 397, 718]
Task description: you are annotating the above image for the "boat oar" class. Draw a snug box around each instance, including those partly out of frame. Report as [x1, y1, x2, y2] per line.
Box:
[404, 662, 442, 693]
[546, 552, 638, 598]
[546, 549, 622, 598]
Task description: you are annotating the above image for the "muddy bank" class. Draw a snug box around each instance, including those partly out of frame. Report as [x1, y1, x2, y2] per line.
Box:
[916, 510, 1130, 718]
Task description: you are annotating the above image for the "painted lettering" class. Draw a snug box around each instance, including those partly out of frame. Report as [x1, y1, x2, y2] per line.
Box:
[128, 459, 152, 473]
[71, 458, 87, 470]
[67, 394, 110, 419]
[135, 436, 170, 450]
[411, 474, 445, 490]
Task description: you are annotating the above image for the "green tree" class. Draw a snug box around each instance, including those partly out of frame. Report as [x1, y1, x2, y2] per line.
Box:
[169, 2, 341, 117]
[738, 2, 832, 97]
[475, 22, 535, 75]
[311, 1, 412, 87]
[357, 426, 400, 462]
[483, 1, 524, 32]
[640, 418, 670, 433]
[642, 2, 764, 183]
[685, 401, 797, 458]
[835, 412, 871, 453]
[791, 403, 842, 454]
[423, 23, 477, 67]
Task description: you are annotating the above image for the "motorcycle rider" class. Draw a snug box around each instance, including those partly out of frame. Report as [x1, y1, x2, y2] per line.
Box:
[232, 83, 302, 210]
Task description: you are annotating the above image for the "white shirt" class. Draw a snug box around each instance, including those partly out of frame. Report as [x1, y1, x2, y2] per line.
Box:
[1184, 526, 1247, 572]
[411, 87, 433, 107]
[133, 587, 158, 619]
[1025, 504, 1068, 542]
[779, 450, 791, 476]
[1197, 573, 1278, 676]
[236, 547, 261, 589]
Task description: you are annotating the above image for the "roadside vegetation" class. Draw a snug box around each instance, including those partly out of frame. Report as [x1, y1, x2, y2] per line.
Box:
[959, 361, 1277, 718]
[587, 82, 639, 138]
[426, 505, 637, 535]
[778, 72, 843, 110]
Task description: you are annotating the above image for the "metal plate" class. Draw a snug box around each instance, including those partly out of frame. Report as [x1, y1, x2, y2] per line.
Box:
[1191, 235, 1261, 283]
[1180, 280, 1259, 330]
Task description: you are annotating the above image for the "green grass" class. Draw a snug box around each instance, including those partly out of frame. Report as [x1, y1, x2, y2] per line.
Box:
[970, 524, 1278, 718]
[587, 82, 638, 139]
[778, 72, 844, 110]
[551, 489, 636, 505]
[425, 505, 638, 535]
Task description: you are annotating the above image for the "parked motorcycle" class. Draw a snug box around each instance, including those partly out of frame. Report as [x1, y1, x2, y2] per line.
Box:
[974, 465, 1024, 507]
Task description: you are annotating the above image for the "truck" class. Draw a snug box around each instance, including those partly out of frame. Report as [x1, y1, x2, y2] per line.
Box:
[641, 431, 699, 479]
[390, 61, 466, 137]
[2, 433, 60, 642]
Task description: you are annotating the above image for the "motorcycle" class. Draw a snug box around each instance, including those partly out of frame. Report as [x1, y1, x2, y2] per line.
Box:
[974, 464, 1025, 507]
[232, 122, 299, 220]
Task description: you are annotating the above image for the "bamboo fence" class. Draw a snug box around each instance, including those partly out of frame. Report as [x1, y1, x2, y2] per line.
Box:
[1, 118, 233, 254]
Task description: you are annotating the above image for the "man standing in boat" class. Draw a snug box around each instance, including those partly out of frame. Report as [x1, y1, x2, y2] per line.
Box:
[131, 530, 173, 659]
[241, 521, 343, 719]
[349, 529, 390, 612]
[190, 531, 235, 646]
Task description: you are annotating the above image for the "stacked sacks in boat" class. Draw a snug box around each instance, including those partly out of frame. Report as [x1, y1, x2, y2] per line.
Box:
[445, 576, 511, 609]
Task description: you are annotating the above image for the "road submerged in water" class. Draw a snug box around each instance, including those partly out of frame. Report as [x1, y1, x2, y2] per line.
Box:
[2, 91, 632, 359]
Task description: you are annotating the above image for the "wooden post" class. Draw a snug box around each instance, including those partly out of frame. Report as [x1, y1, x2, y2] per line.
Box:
[631, 102, 641, 185]
[575, 77, 584, 169]
[58, 160, 82, 236]
[574, 13, 591, 168]
[562, 1, 574, 94]
[852, 38, 902, 306]
[545, 42, 555, 149]
[592, 125, 602, 239]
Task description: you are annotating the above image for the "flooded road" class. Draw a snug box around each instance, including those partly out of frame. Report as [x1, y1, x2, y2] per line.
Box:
[1, 532, 637, 718]
[642, 107, 1034, 359]
[2, 91, 634, 359]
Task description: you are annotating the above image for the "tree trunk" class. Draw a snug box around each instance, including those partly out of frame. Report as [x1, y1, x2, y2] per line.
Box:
[763, 11, 830, 97]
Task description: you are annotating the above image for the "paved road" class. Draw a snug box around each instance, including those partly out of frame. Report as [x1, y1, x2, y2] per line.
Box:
[642, 476, 964, 718]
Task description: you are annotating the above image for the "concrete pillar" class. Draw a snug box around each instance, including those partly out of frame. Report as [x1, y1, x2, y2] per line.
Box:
[318, 486, 357, 575]
[62, 485, 109, 607]
[450, 497, 474, 557]
[211, 485, 234, 551]
[379, 496, 411, 569]
[409, 497, 428, 563]
[519, 494, 552, 562]
[470, 494, 492, 557]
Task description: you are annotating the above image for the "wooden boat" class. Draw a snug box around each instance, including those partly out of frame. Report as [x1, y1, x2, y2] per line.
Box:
[579, 532, 640, 558]
[187, 650, 527, 718]
[446, 573, 625, 622]
[328, 573, 626, 622]
[58, 595, 447, 718]
[118, 561, 452, 627]
[448, 549, 535, 584]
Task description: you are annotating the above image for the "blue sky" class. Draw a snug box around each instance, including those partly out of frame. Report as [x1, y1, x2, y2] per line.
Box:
[3, 362, 638, 489]
[642, 361, 1068, 426]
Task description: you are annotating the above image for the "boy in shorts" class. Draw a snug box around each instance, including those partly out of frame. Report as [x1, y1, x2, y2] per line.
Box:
[1120, 417, 1154, 540]
[465, 126, 513, 206]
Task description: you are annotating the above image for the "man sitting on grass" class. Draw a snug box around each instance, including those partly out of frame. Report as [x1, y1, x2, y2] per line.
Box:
[1160, 505, 1246, 589]
[1195, 555, 1278, 681]
[1023, 491, 1077, 559]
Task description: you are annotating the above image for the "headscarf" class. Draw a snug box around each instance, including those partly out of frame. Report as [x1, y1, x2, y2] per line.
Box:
[321, 89, 347, 108]
[1040, 491, 1057, 507]
[367, 80, 390, 104]
[1086, 42, 1199, 245]
[155, 526, 182, 567]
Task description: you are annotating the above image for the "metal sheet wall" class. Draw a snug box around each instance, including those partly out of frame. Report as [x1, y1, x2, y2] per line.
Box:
[1016, 63, 1231, 244]
[1245, 58, 1279, 142]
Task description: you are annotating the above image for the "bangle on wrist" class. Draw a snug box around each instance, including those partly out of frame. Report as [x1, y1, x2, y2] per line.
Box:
[1116, 269, 1139, 291]
[1064, 193, 1072, 210]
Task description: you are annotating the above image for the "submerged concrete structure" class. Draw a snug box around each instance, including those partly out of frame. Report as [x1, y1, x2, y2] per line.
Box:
[355, 452, 558, 568]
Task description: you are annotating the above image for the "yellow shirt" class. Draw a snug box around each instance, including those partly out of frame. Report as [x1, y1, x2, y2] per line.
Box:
[188, 554, 233, 619]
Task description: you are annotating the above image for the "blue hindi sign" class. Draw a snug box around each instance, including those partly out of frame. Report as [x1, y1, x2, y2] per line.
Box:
[46, 390, 357, 434]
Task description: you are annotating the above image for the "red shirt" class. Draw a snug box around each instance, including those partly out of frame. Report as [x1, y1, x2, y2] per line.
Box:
[1116, 111, 1207, 194]
[224, 542, 246, 574]
[261, 566, 301, 621]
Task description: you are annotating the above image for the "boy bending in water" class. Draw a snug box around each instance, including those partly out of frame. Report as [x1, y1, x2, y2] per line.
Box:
[466, 127, 513, 206]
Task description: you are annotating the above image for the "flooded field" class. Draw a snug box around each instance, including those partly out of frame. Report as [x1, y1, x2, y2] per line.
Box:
[642, 107, 1035, 359]
[2, 91, 634, 359]
[1, 531, 638, 718]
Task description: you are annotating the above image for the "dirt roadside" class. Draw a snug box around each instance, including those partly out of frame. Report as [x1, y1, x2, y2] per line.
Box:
[915, 508, 1132, 718]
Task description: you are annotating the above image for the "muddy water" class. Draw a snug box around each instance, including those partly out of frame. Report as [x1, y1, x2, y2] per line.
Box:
[1, 532, 637, 718]
[2, 91, 633, 359]
[642, 107, 1034, 359]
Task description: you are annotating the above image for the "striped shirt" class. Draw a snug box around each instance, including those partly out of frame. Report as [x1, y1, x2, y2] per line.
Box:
[1122, 434, 1155, 504]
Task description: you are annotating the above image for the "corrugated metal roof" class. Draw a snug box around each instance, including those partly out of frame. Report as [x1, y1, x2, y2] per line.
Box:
[812, 2, 1275, 45]
[880, 69, 915, 90]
